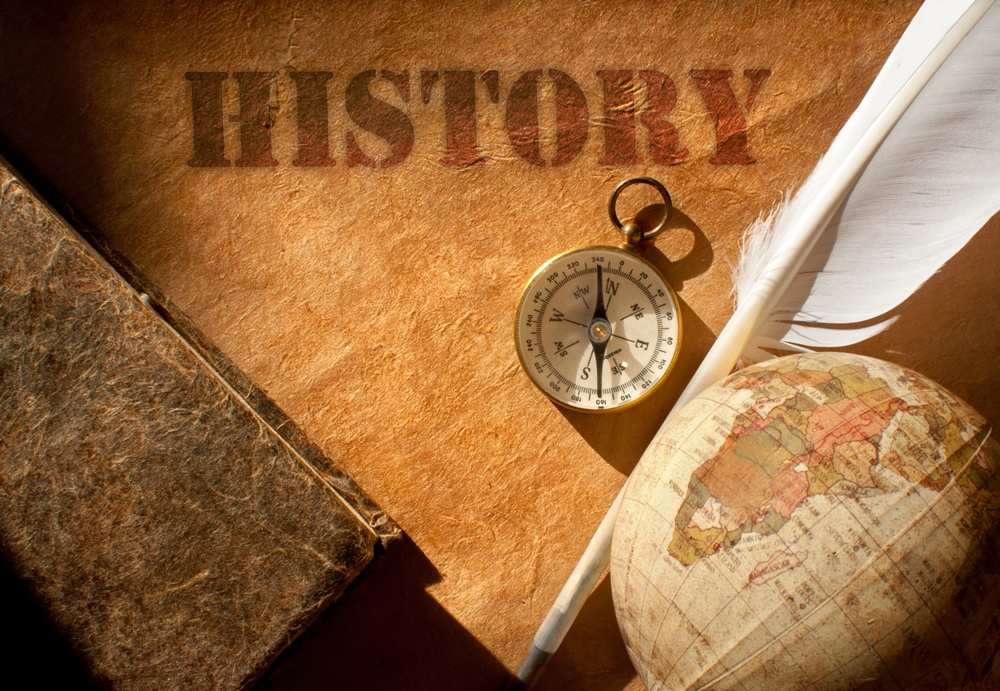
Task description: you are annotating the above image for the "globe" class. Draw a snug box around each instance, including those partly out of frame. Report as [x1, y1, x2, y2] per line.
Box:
[611, 353, 1000, 691]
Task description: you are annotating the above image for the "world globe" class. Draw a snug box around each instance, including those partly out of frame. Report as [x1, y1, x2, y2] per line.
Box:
[611, 353, 1000, 690]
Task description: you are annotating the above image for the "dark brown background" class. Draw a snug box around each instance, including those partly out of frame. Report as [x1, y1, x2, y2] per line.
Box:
[3, 1, 997, 689]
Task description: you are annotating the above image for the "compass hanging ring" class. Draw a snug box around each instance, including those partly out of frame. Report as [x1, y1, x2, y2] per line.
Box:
[608, 176, 673, 243]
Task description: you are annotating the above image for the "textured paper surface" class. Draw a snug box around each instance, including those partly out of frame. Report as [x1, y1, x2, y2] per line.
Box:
[2, 1, 998, 688]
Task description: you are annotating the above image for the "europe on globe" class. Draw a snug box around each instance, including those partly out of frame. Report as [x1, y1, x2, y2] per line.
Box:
[612, 353, 1000, 690]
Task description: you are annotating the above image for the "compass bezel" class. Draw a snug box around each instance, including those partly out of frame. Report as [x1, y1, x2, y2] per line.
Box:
[514, 243, 683, 414]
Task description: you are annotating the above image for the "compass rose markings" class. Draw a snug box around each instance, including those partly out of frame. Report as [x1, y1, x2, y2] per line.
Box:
[515, 245, 681, 411]
[553, 340, 579, 357]
[619, 303, 646, 321]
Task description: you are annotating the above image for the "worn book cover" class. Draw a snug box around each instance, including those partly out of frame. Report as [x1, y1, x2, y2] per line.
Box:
[0, 152, 397, 689]
[1, 1, 998, 689]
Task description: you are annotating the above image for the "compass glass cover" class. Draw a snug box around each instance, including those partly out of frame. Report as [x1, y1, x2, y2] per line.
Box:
[515, 246, 681, 412]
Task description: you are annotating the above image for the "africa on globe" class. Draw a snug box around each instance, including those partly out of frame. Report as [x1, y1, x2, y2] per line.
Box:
[611, 353, 1000, 690]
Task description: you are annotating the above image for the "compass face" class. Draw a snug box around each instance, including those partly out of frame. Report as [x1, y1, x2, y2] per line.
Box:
[515, 245, 682, 412]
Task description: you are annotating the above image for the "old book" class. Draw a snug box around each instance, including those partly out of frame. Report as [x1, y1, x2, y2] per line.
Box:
[3, 2, 999, 689]
[0, 151, 397, 689]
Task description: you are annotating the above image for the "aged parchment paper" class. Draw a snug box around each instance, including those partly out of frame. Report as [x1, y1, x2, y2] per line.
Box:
[4, 2, 997, 689]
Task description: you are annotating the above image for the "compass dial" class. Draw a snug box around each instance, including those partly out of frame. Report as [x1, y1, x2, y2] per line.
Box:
[515, 245, 682, 412]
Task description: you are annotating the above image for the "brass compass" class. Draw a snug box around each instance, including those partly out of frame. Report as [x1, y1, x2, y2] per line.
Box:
[514, 178, 682, 412]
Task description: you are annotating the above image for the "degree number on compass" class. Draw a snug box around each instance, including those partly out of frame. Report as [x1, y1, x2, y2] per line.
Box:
[515, 245, 681, 412]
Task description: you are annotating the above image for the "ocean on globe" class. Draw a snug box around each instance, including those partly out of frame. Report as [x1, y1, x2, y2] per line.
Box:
[611, 353, 1000, 691]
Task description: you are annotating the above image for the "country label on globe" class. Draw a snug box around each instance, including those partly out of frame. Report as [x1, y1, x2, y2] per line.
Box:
[612, 353, 1000, 691]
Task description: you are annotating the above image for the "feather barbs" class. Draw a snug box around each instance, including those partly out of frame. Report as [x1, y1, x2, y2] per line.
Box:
[734, 0, 1000, 363]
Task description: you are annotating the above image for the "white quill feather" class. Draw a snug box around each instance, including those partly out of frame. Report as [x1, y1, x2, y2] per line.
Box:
[511, 2, 999, 687]
[737, 0, 1000, 362]
[675, 0, 997, 401]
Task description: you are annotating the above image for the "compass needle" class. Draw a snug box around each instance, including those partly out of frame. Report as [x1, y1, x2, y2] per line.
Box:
[594, 265, 606, 322]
